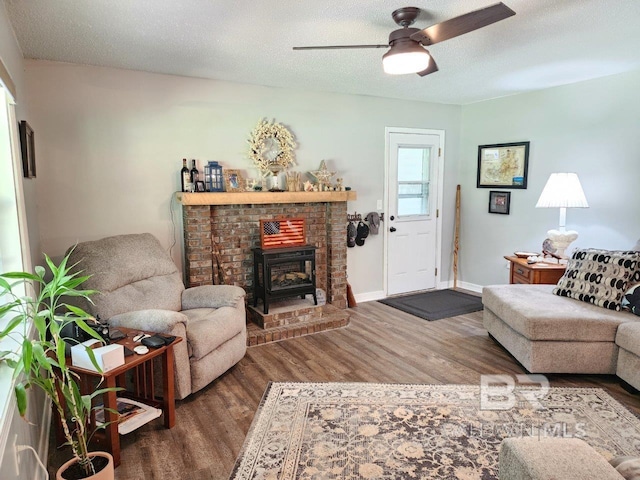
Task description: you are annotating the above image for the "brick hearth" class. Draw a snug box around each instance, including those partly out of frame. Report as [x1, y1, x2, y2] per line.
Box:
[177, 191, 355, 345]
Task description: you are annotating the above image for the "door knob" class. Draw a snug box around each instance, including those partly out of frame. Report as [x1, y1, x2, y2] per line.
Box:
[390, 215, 395, 221]
[390, 227, 397, 232]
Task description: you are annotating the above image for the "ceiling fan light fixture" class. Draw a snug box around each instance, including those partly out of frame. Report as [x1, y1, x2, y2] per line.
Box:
[382, 42, 430, 75]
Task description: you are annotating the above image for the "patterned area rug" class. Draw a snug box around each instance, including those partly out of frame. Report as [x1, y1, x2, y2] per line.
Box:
[230, 382, 640, 480]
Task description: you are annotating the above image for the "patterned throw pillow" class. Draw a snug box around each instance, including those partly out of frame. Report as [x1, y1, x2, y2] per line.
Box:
[554, 249, 640, 311]
[622, 284, 640, 316]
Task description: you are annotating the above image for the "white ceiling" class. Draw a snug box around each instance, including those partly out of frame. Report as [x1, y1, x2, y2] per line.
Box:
[4, 0, 640, 105]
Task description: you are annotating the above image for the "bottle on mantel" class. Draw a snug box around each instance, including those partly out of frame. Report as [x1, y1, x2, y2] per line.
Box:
[181, 158, 192, 192]
[190, 159, 199, 186]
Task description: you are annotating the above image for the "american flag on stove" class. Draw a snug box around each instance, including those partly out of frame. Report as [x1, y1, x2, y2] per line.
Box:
[260, 218, 305, 249]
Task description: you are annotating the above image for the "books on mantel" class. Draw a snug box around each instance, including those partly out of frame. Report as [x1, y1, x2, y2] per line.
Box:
[95, 397, 162, 435]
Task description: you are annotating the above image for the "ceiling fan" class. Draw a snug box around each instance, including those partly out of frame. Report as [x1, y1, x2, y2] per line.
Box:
[293, 2, 515, 76]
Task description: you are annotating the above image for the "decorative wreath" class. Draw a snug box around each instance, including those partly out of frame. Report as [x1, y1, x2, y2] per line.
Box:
[248, 119, 296, 175]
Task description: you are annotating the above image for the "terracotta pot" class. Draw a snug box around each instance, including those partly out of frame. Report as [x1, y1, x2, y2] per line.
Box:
[56, 452, 114, 480]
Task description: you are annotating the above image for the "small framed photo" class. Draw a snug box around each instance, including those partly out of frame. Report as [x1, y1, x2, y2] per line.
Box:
[19, 121, 36, 178]
[477, 141, 530, 189]
[224, 169, 244, 192]
[489, 190, 511, 214]
[194, 180, 206, 192]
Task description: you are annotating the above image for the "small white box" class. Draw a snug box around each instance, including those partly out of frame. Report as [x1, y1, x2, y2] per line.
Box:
[71, 340, 125, 373]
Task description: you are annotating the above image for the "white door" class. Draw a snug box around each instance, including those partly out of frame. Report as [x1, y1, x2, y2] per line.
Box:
[386, 129, 443, 296]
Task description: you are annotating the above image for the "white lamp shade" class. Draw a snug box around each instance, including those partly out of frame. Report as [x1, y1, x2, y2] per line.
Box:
[382, 48, 430, 75]
[535, 173, 589, 209]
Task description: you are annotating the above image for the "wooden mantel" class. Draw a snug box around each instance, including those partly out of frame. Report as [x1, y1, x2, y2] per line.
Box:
[176, 190, 357, 206]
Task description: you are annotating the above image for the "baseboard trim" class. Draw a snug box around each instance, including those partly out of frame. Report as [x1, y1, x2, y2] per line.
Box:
[456, 281, 483, 294]
[354, 283, 483, 303]
[437, 280, 483, 293]
[353, 290, 386, 303]
[38, 397, 51, 480]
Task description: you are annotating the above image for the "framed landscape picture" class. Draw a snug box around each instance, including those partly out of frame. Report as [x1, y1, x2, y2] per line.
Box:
[489, 190, 511, 214]
[477, 141, 530, 189]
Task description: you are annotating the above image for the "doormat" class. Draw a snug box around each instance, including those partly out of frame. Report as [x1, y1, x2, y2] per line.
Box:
[378, 288, 483, 320]
[230, 382, 640, 480]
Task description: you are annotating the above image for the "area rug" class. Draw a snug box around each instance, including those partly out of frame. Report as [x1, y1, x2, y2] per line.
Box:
[379, 289, 483, 320]
[230, 382, 640, 480]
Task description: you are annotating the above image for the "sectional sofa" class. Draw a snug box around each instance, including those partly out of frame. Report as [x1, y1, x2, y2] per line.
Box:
[483, 247, 640, 389]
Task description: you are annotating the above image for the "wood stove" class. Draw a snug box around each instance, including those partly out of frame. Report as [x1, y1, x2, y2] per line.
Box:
[252, 245, 317, 314]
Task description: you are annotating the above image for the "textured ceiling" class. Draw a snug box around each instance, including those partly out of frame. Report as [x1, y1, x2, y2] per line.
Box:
[4, 0, 640, 105]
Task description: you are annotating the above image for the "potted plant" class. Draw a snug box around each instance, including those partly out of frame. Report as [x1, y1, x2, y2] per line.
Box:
[0, 251, 117, 479]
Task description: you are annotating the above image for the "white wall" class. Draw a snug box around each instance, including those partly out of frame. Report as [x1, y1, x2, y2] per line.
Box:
[0, 2, 40, 267]
[0, 5, 47, 479]
[459, 70, 640, 286]
[25, 60, 462, 296]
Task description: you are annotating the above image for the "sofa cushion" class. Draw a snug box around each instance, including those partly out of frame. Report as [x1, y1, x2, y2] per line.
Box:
[616, 322, 640, 356]
[182, 307, 245, 360]
[68, 233, 185, 319]
[553, 249, 640, 311]
[483, 284, 634, 342]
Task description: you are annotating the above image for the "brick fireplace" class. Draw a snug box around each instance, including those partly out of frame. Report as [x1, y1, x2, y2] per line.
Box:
[177, 191, 356, 344]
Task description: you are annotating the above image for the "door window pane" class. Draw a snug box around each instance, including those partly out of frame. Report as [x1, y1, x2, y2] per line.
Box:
[397, 146, 430, 217]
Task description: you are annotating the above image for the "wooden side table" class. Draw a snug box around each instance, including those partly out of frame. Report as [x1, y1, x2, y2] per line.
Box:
[54, 328, 182, 467]
[504, 255, 566, 285]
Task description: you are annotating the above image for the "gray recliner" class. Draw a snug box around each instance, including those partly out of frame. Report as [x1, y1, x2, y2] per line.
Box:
[67, 233, 247, 400]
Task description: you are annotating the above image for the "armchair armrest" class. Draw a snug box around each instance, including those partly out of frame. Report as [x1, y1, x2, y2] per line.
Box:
[181, 285, 246, 310]
[108, 309, 188, 334]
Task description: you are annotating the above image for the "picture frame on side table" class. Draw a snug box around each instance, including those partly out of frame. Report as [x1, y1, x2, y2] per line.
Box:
[477, 141, 530, 189]
[194, 180, 206, 192]
[224, 169, 244, 192]
[489, 190, 511, 214]
[19, 120, 36, 178]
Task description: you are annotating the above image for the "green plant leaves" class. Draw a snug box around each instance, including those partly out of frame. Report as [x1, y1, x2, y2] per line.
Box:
[0, 248, 118, 470]
[15, 383, 27, 417]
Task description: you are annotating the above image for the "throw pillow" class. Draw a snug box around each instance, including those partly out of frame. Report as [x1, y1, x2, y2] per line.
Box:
[554, 248, 640, 310]
[622, 284, 640, 316]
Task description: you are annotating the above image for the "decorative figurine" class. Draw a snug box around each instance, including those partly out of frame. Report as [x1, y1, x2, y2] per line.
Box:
[309, 160, 336, 191]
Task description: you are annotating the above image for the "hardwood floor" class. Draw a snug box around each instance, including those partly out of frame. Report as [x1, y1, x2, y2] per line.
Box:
[48, 301, 640, 479]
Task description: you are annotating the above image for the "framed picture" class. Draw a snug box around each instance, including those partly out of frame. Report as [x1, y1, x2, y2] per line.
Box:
[224, 169, 244, 192]
[489, 190, 511, 214]
[194, 180, 206, 192]
[477, 141, 530, 189]
[19, 121, 36, 178]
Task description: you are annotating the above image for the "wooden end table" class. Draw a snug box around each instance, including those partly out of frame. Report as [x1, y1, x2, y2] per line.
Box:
[54, 328, 182, 467]
[504, 255, 566, 285]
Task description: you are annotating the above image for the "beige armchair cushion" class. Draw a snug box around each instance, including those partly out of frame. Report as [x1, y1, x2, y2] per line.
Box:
[70, 233, 184, 318]
[182, 285, 245, 310]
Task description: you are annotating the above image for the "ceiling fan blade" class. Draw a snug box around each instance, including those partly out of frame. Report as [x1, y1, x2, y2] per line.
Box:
[293, 45, 389, 50]
[417, 57, 439, 77]
[410, 2, 515, 46]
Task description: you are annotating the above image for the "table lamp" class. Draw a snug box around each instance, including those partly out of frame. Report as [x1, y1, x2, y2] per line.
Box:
[535, 173, 589, 258]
